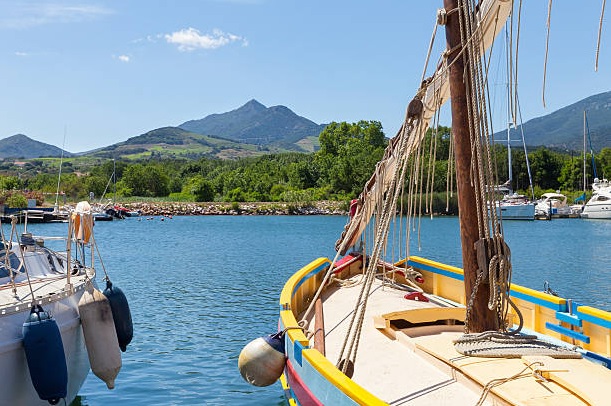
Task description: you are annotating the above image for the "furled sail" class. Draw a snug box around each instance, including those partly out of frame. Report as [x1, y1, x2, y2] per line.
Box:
[335, 0, 513, 254]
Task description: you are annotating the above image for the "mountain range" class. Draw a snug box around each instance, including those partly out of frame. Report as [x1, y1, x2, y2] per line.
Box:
[496, 91, 611, 151]
[0, 93, 610, 160]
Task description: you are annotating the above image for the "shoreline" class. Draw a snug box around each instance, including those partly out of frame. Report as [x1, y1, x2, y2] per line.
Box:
[118, 201, 349, 216]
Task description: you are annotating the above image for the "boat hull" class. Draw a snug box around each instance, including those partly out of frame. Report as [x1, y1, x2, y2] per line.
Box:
[279, 256, 611, 405]
[580, 202, 611, 219]
[534, 193, 575, 219]
[0, 286, 90, 405]
[496, 202, 535, 220]
[581, 184, 611, 219]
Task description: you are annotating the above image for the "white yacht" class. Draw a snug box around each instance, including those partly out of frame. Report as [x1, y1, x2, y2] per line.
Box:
[535, 192, 573, 218]
[581, 178, 611, 219]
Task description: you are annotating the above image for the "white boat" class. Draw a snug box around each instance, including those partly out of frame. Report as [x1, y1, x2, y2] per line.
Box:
[491, 183, 535, 220]
[535, 192, 574, 218]
[581, 178, 611, 219]
[0, 202, 131, 404]
[496, 187, 535, 220]
[239, 2, 611, 405]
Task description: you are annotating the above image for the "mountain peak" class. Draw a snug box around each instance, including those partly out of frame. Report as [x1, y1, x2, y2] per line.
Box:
[178, 100, 326, 149]
[231, 99, 267, 117]
[242, 99, 266, 110]
[0, 134, 72, 159]
[6, 133, 32, 141]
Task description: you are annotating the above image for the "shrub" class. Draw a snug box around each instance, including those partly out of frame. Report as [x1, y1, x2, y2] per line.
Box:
[6, 193, 28, 208]
[168, 192, 195, 202]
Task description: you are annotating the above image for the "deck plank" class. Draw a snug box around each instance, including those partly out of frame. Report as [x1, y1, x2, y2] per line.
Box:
[411, 334, 592, 405]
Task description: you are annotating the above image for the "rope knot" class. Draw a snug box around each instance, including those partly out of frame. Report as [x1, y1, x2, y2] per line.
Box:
[436, 8, 447, 25]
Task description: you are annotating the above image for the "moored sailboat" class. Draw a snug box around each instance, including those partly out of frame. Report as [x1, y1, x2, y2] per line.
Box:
[239, 1, 611, 405]
[0, 202, 133, 404]
[494, 182, 535, 220]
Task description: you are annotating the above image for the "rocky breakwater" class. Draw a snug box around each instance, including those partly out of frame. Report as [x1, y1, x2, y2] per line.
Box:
[122, 201, 348, 216]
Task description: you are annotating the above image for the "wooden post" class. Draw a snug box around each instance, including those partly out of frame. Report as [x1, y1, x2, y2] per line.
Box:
[444, 0, 497, 332]
[314, 297, 325, 356]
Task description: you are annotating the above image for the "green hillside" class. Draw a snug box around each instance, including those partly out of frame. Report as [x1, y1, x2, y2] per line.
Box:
[85, 126, 290, 160]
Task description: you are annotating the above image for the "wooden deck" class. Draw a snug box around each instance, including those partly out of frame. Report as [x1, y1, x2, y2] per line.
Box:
[305, 277, 610, 405]
[306, 278, 488, 405]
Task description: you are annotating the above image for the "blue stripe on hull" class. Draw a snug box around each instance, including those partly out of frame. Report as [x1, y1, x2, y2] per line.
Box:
[287, 354, 359, 405]
[293, 262, 329, 297]
[509, 289, 567, 312]
[406, 259, 463, 281]
[281, 320, 360, 405]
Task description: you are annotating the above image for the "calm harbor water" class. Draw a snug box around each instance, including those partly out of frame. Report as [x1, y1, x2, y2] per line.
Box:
[23, 215, 610, 405]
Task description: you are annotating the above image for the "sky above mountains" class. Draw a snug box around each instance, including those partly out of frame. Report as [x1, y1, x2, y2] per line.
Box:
[0, 1, 609, 153]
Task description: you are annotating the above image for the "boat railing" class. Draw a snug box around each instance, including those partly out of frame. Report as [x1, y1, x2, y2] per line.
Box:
[407, 256, 611, 365]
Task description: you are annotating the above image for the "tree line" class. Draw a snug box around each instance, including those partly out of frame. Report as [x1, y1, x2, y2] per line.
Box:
[1, 122, 609, 209]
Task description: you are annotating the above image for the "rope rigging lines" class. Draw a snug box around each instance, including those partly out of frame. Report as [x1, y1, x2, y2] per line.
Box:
[300, 0, 607, 377]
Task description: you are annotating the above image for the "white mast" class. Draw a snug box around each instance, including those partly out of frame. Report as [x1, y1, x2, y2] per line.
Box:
[54, 126, 67, 212]
[583, 110, 587, 195]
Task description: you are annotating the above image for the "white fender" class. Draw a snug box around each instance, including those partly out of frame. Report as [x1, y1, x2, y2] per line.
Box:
[238, 333, 286, 387]
[78, 281, 122, 389]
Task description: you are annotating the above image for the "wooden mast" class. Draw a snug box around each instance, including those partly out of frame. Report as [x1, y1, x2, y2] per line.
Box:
[444, 0, 497, 332]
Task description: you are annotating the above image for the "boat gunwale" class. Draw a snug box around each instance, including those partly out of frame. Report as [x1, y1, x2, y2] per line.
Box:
[0, 280, 87, 315]
[407, 256, 568, 310]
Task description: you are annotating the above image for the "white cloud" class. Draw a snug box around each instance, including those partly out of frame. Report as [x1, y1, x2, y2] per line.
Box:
[15, 51, 29, 57]
[164, 28, 247, 52]
[112, 54, 130, 63]
[0, 2, 113, 29]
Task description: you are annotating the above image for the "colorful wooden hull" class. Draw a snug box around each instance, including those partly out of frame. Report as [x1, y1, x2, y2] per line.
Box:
[279, 256, 611, 405]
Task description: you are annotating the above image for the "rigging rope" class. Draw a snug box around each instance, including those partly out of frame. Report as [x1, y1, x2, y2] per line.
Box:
[9, 218, 37, 305]
[596, 0, 607, 71]
[1, 217, 23, 297]
[421, 11, 440, 84]
[334, 89, 442, 373]
[542, 0, 553, 108]
[474, 362, 542, 406]
[336, 103, 424, 372]
[324, 0, 560, 375]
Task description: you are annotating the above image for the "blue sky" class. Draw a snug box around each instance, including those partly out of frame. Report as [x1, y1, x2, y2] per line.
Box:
[0, 1, 609, 153]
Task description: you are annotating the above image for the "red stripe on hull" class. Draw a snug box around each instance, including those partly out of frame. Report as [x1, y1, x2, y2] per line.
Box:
[284, 359, 323, 406]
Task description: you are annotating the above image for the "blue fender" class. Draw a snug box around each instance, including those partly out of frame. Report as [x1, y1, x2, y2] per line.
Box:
[22, 305, 68, 405]
[103, 280, 133, 352]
